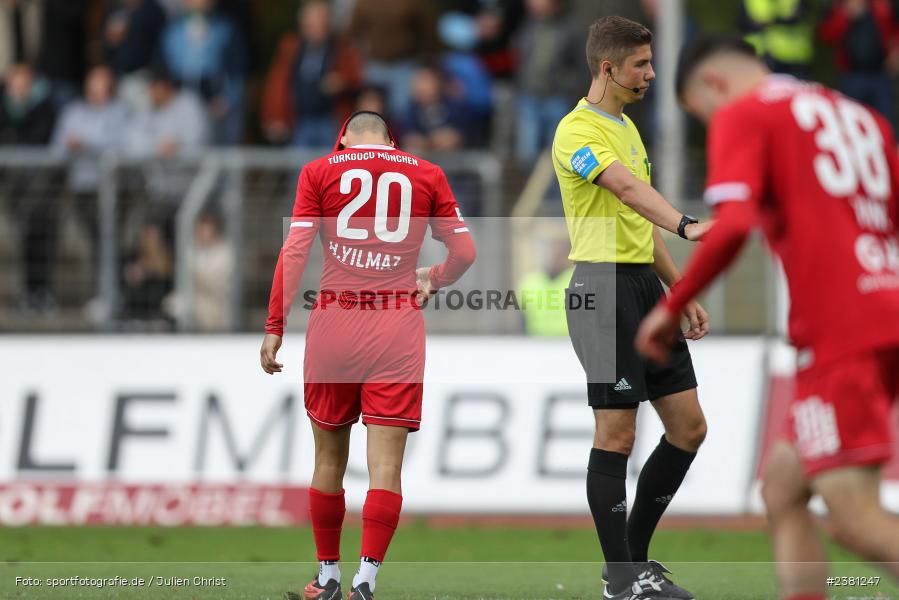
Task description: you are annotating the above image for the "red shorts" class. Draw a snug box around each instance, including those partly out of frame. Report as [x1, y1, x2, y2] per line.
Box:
[302, 305, 425, 431]
[786, 347, 899, 475]
[304, 382, 423, 431]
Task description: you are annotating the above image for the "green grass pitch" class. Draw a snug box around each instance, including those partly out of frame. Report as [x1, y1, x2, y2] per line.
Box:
[1, 523, 896, 599]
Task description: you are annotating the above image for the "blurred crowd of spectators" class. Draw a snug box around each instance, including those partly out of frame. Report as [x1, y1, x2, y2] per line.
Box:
[0, 0, 601, 326]
[4, 1, 898, 169]
[0, 0, 601, 164]
[741, 0, 899, 128]
[3, 0, 899, 161]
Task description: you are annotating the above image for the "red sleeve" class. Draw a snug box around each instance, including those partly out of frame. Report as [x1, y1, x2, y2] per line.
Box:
[265, 165, 322, 335]
[702, 101, 768, 209]
[428, 167, 476, 289]
[665, 101, 768, 314]
[665, 202, 757, 314]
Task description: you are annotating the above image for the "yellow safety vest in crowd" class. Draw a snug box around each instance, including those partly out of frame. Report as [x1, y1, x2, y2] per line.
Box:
[518, 267, 574, 336]
[743, 0, 814, 66]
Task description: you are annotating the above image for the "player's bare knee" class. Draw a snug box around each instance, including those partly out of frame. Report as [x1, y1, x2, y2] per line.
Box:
[315, 445, 349, 468]
[595, 430, 635, 455]
[761, 478, 795, 518]
[762, 468, 808, 518]
[691, 417, 708, 448]
[761, 442, 810, 514]
[614, 435, 635, 456]
[315, 455, 346, 475]
[670, 417, 707, 452]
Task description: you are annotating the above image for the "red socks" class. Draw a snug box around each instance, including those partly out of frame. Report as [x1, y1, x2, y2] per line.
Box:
[360, 489, 403, 562]
[309, 488, 346, 561]
[309, 488, 402, 563]
[786, 595, 825, 600]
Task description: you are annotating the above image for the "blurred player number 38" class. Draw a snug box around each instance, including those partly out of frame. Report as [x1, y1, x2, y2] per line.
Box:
[792, 92, 899, 278]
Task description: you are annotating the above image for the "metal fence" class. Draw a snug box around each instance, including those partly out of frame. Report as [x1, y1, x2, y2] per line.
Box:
[0, 148, 507, 334]
[0, 146, 779, 335]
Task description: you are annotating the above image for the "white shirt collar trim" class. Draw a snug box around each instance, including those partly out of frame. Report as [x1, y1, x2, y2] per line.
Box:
[348, 144, 395, 150]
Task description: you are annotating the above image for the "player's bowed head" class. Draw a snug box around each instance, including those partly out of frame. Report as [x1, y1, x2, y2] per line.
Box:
[674, 35, 771, 125]
[337, 110, 396, 150]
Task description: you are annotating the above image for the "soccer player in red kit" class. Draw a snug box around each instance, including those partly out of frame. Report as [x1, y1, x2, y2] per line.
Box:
[635, 37, 899, 599]
[260, 111, 476, 600]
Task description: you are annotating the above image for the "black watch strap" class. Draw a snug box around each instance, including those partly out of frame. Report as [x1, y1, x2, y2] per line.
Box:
[677, 214, 699, 239]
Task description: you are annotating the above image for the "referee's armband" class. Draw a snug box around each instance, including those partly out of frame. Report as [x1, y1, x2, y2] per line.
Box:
[570, 147, 601, 180]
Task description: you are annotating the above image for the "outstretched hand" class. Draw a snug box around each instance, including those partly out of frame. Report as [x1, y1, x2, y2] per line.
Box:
[685, 220, 714, 241]
[682, 300, 710, 340]
[260, 333, 283, 374]
[635, 304, 682, 364]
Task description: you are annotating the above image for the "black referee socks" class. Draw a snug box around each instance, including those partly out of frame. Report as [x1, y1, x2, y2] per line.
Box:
[627, 435, 697, 563]
[587, 447, 634, 593]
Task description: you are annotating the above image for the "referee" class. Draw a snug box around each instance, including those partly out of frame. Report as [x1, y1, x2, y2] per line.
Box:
[552, 16, 711, 600]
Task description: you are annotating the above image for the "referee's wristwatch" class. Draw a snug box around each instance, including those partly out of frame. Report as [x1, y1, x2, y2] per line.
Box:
[677, 214, 699, 240]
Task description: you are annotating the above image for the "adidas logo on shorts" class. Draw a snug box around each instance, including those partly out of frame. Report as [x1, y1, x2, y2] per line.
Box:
[614, 378, 632, 391]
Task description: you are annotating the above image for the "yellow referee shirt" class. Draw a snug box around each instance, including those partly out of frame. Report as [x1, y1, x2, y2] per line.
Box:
[552, 99, 654, 264]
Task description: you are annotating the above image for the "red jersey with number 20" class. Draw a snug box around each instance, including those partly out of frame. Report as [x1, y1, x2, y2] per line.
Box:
[702, 75, 899, 366]
[266, 143, 476, 338]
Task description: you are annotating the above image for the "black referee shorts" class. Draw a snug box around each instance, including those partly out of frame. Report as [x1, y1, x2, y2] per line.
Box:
[565, 262, 697, 409]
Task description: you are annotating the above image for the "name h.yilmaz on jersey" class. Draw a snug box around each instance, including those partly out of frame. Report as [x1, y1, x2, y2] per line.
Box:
[328, 241, 401, 271]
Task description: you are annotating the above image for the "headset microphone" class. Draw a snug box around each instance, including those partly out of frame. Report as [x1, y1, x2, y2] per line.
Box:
[607, 68, 643, 94]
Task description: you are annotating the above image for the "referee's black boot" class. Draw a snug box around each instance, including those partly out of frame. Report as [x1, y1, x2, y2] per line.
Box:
[638, 561, 693, 600]
[603, 561, 694, 600]
[346, 581, 374, 600]
[602, 576, 679, 600]
[285, 576, 342, 600]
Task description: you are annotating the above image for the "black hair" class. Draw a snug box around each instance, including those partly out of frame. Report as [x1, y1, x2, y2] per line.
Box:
[345, 110, 390, 139]
[675, 35, 758, 100]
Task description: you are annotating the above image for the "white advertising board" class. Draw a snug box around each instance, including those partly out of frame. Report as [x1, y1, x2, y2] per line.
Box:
[0, 336, 766, 522]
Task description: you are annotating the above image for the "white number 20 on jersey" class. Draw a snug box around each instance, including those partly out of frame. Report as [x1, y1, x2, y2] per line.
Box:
[337, 169, 412, 243]
[791, 94, 890, 199]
